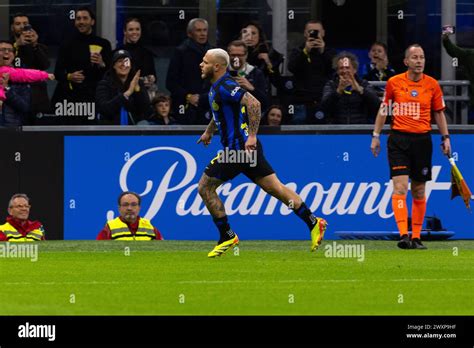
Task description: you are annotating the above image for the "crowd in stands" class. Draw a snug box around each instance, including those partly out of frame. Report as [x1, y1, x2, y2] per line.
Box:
[0, 7, 471, 127]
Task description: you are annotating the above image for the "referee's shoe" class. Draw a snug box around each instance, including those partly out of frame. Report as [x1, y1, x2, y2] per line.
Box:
[208, 234, 239, 258]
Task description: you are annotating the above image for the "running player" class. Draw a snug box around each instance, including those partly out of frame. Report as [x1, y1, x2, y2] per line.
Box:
[198, 48, 328, 257]
[371, 44, 451, 249]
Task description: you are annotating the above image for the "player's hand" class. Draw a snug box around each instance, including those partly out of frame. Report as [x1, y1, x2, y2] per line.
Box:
[245, 134, 257, 152]
[371, 137, 381, 157]
[441, 138, 451, 156]
[197, 132, 212, 146]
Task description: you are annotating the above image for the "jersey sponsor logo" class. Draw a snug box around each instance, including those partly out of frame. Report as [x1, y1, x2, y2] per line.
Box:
[231, 86, 241, 96]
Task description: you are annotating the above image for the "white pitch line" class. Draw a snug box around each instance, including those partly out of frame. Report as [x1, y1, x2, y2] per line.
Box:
[2, 278, 474, 286]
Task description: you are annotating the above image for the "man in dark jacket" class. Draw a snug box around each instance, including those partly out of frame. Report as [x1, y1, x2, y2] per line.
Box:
[166, 18, 212, 125]
[321, 52, 380, 124]
[10, 12, 51, 122]
[52, 6, 112, 124]
[288, 20, 336, 124]
[96, 50, 151, 125]
[227, 40, 269, 111]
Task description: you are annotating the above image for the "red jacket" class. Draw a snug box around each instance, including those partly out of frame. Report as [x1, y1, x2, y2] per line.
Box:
[97, 216, 163, 240]
[0, 216, 46, 241]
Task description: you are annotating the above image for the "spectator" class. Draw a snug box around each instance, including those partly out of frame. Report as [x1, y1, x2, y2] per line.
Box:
[263, 105, 283, 126]
[96, 50, 151, 125]
[97, 191, 163, 240]
[228, 40, 269, 110]
[442, 32, 474, 123]
[363, 42, 396, 82]
[0, 40, 54, 127]
[138, 94, 177, 125]
[166, 18, 212, 125]
[10, 13, 51, 121]
[363, 42, 396, 97]
[52, 6, 112, 124]
[120, 17, 158, 100]
[321, 52, 380, 124]
[239, 21, 284, 95]
[288, 20, 336, 124]
[0, 193, 45, 242]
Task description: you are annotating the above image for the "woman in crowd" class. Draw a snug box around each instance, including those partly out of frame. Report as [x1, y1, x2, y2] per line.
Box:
[121, 17, 157, 99]
[96, 50, 152, 125]
[239, 21, 284, 94]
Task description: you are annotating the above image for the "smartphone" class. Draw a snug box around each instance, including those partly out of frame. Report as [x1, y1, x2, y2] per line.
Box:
[442, 25, 455, 35]
[23, 24, 33, 32]
[309, 29, 319, 39]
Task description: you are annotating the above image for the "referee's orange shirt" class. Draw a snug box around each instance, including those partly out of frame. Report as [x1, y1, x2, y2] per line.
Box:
[382, 72, 446, 133]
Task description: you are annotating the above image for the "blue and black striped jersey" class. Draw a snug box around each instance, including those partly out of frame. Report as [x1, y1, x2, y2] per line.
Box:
[208, 72, 250, 150]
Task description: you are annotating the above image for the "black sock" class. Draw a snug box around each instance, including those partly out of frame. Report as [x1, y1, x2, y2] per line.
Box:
[293, 202, 317, 229]
[213, 216, 235, 243]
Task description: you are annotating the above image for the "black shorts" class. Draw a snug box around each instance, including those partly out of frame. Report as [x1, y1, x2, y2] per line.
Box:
[387, 130, 432, 182]
[204, 140, 275, 182]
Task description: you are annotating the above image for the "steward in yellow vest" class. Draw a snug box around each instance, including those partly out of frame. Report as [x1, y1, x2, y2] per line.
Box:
[0, 216, 45, 242]
[97, 216, 163, 240]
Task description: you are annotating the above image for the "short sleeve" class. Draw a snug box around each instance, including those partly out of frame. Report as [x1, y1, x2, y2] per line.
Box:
[432, 81, 446, 112]
[383, 78, 394, 105]
[220, 80, 246, 104]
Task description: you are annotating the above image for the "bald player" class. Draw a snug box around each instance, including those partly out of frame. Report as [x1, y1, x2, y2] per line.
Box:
[371, 44, 451, 249]
[198, 48, 328, 257]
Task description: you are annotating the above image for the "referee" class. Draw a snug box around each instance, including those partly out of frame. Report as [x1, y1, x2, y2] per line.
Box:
[371, 44, 451, 249]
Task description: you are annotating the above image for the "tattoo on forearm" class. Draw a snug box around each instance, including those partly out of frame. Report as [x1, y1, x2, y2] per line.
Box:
[205, 119, 217, 134]
[242, 93, 261, 135]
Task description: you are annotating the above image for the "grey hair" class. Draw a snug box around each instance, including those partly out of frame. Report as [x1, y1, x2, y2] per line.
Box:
[187, 18, 208, 34]
[8, 193, 30, 210]
[207, 48, 230, 68]
[332, 51, 359, 71]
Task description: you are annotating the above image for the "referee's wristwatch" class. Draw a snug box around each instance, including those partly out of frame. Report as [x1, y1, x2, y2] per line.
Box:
[441, 134, 450, 141]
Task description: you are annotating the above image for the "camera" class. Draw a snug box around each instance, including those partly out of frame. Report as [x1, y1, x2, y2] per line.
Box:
[309, 29, 319, 39]
[442, 25, 455, 35]
[23, 24, 33, 32]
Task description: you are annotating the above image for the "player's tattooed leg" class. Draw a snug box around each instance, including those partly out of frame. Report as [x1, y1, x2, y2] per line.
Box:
[198, 174, 226, 218]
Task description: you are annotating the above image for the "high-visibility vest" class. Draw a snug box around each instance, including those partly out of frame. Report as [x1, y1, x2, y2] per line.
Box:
[107, 217, 156, 241]
[0, 222, 44, 242]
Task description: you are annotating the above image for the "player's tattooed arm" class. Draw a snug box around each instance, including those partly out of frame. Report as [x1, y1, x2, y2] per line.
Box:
[241, 92, 261, 136]
[205, 118, 218, 135]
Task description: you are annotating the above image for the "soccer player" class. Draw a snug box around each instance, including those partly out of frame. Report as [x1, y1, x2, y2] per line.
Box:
[198, 48, 328, 257]
[371, 44, 451, 249]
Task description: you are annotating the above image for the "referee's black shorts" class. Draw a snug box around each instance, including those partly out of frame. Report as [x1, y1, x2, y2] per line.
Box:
[387, 130, 432, 182]
[204, 140, 275, 182]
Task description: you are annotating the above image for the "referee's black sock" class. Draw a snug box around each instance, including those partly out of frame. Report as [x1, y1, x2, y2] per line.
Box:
[213, 216, 235, 243]
[293, 202, 317, 230]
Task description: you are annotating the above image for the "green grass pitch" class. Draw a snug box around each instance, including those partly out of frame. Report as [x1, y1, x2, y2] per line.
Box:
[1, 240, 473, 315]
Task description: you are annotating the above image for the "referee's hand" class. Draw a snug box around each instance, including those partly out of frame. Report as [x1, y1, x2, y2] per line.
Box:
[371, 137, 381, 157]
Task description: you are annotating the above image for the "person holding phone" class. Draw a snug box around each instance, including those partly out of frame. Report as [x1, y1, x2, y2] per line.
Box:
[442, 26, 474, 123]
[10, 12, 51, 122]
[288, 20, 336, 124]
